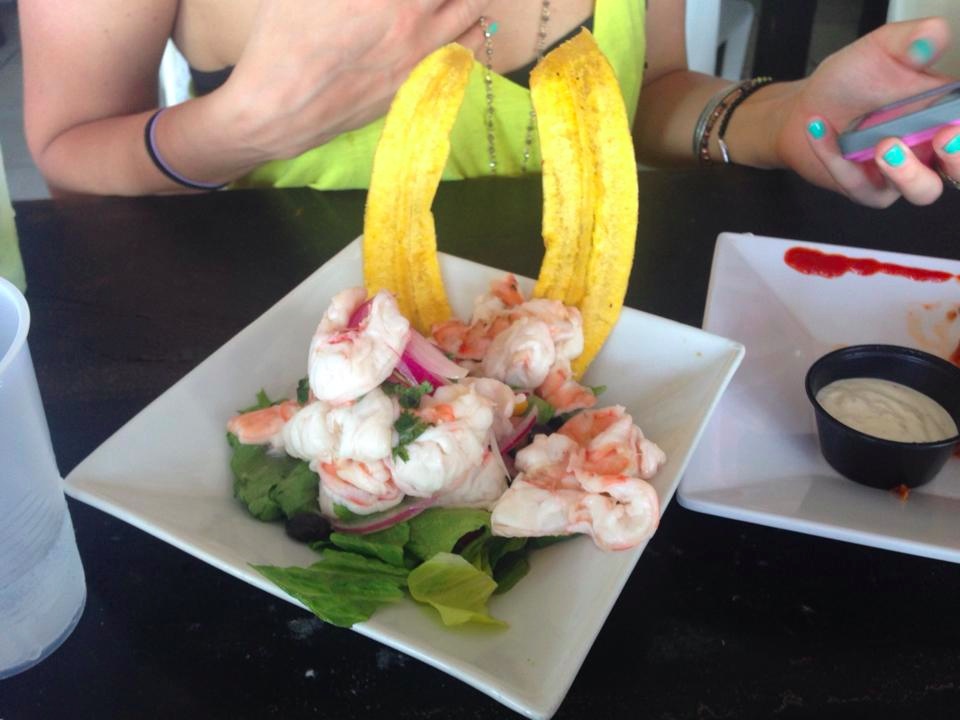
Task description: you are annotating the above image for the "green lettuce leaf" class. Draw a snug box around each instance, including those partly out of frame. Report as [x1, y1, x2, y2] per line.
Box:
[458, 533, 529, 589]
[407, 553, 506, 627]
[458, 527, 493, 573]
[228, 433, 318, 521]
[527, 394, 556, 423]
[253, 549, 408, 628]
[270, 461, 320, 519]
[492, 552, 530, 595]
[329, 523, 410, 568]
[406, 508, 491, 562]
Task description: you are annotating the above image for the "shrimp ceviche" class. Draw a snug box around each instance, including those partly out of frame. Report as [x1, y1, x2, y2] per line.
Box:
[227, 275, 665, 628]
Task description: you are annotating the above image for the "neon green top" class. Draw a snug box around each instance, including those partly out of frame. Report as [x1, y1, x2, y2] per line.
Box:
[234, 0, 645, 191]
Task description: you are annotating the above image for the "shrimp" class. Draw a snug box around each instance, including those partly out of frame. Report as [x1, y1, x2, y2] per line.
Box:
[490, 406, 665, 550]
[308, 288, 410, 404]
[536, 360, 598, 414]
[491, 273, 525, 307]
[431, 276, 585, 393]
[281, 400, 338, 461]
[430, 275, 524, 360]
[283, 387, 397, 464]
[434, 450, 509, 510]
[490, 476, 659, 551]
[459, 377, 524, 440]
[560, 406, 666, 480]
[391, 384, 496, 497]
[479, 316, 557, 389]
[513, 433, 581, 490]
[317, 459, 403, 515]
[515, 299, 583, 361]
[227, 400, 299, 448]
[431, 315, 512, 361]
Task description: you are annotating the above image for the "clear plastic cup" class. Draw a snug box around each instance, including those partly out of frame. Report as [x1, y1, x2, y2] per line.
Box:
[0, 276, 86, 679]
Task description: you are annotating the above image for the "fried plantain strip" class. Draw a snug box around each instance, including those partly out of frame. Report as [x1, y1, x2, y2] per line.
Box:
[530, 42, 594, 305]
[363, 44, 473, 331]
[572, 33, 638, 377]
[532, 30, 638, 377]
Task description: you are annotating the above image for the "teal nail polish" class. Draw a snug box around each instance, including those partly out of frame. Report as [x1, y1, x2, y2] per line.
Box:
[807, 119, 826, 140]
[908, 37, 936, 65]
[944, 134, 960, 154]
[883, 144, 907, 167]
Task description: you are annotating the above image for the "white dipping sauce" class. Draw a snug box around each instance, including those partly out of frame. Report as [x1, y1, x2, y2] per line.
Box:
[816, 377, 958, 443]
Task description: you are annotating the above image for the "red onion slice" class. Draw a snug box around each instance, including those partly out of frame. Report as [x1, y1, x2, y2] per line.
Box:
[395, 330, 468, 387]
[347, 298, 373, 328]
[499, 410, 538, 454]
[330, 495, 437, 534]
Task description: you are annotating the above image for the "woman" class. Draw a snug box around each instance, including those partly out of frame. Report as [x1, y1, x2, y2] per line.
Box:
[19, 0, 960, 206]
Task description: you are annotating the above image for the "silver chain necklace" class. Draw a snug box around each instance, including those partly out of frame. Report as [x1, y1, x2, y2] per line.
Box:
[479, 0, 552, 175]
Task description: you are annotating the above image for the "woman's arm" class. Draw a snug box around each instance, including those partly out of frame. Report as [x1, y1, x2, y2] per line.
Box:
[21, 0, 491, 196]
[21, 0, 187, 195]
[632, 0, 742, 166]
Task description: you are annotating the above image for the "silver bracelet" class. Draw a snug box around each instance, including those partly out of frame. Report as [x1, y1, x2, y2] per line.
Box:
[692, 83, 737, 161]
[694, 77, 775, 164]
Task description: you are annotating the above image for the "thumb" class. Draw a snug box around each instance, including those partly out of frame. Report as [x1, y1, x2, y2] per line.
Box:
[867, 16, 952, 70]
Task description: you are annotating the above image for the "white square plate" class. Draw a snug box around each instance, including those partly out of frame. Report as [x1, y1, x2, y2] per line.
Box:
[65, 238, 744, 719]
[680, 232, 960, 563]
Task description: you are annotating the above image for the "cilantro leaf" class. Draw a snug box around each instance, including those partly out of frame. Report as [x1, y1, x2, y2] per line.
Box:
[382, 380, 434, 409]
[296, 377, 311, 404]
[237, 389, 277, 414]
[392, 410, 430, 462]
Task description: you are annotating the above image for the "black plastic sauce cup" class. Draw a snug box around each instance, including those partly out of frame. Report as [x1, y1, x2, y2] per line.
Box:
[805, 344, 960, 489]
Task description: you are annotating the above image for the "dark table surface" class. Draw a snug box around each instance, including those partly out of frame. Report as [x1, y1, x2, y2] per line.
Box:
[4, 168, 960, 720]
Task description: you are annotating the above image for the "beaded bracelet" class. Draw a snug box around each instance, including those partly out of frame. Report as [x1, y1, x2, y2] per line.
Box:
[694, 76, 774, 165]
[144, 109, 226, 191]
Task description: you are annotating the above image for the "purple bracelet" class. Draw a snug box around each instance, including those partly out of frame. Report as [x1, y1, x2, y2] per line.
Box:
[144, 109, 226, 191]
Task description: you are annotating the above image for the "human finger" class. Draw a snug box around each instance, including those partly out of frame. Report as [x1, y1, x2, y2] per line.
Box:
[453, 21, 485, 56]
[804, 116, 901, 208]
[874, 137, 943, 206]
[931, 124, 960, 186]
[867, 16, 952, 71]
[428, 0, 491, 48]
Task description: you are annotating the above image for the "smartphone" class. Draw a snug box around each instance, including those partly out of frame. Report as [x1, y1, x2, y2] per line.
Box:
[838, 81, 960, 162]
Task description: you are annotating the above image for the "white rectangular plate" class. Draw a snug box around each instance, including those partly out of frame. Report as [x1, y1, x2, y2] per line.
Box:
[65, 238, 744, 719]
[680, 232, 960, 563]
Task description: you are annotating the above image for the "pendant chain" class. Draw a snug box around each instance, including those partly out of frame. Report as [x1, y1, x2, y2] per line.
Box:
[479, 0, 552, 175]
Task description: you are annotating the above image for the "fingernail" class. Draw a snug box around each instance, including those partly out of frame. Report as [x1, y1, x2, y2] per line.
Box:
[907, 37, 936, 65]
[807, 119, 826, 140]
[883, 144, 907, 167]
[944, 135, 960, 154]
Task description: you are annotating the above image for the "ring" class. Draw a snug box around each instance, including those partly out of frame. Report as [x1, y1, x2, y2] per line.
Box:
[937, 165, 960, 190]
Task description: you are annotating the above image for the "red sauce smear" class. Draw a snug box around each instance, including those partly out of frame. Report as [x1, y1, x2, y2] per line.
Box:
[784, 247, 955, 283]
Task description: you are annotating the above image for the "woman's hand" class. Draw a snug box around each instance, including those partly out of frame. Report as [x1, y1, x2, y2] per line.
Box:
[212, 0, 490, 163]
[777, 17, 958, 207]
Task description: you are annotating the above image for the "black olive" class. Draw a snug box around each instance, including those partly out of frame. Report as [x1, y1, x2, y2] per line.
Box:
[284, 512, 332, 543]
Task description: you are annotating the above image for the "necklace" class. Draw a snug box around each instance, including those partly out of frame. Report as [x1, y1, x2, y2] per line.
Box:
[479, 0, 552, 175]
